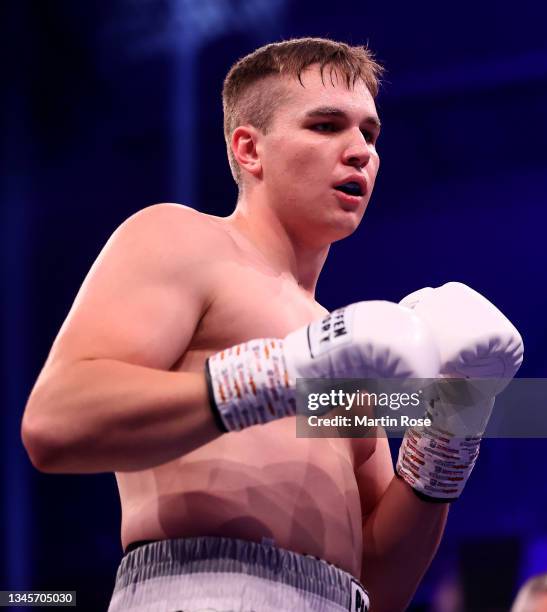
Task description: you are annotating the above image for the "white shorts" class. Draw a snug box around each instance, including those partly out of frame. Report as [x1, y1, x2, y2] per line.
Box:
[108, 536, 369, 612]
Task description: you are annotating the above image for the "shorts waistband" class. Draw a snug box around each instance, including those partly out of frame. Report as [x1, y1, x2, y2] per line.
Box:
[113, 536, 368, 611]
[125, 539, 154, 554]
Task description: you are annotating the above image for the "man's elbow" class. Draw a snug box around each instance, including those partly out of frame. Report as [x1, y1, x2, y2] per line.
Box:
[21, 385, 71, 473]
[21, 407, 60, 473]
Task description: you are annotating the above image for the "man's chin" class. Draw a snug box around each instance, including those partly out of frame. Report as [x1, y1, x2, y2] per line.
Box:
[330, 207, 365, 237]
[329, 223, 360, 243]
[304, 212, 362, 246]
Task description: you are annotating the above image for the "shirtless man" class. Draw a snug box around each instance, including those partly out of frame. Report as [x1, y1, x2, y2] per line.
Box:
[22, 38, 523, 611]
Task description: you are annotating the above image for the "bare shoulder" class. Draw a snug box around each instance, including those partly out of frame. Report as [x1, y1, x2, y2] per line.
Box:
[123, 202, 219, 230]
[114, 203, 232, 259]
[98, 202, 238, 291]
[48, 204, 235, 369]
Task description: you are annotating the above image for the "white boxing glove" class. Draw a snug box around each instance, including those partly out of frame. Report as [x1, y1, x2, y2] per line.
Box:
[400, 282, 523, 384]
[397, 282, 524, 501]
[206, 301, 440, 432]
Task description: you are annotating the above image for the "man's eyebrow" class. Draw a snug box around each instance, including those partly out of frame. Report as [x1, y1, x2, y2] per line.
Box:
[304, 106, 381, 129]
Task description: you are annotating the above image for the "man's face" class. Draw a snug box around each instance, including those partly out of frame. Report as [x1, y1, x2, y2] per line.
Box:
[256, 64, 381, 245]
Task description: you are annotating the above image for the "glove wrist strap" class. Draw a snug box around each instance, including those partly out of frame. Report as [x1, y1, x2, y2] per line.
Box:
[206, 338, 295, 432]
[396, 407, 482, 502]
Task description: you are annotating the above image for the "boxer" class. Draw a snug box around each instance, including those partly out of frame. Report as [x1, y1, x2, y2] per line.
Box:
[22, 37, 523, 611]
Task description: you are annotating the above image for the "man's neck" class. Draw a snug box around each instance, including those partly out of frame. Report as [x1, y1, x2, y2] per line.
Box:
[226, 197, 329, 295]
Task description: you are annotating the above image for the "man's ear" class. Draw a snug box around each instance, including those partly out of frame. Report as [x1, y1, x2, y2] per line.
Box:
[231, 125, 263, 180]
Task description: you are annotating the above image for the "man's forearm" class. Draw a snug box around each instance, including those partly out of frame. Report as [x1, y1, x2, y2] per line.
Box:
[22, 358, 220, 473]
[361, 475, 448, 611]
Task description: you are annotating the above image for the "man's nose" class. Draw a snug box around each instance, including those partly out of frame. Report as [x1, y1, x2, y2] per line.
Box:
[341, 131, 371, 168]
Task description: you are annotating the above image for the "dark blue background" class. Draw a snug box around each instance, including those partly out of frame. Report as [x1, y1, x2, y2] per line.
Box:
[2, 1, 546, 609]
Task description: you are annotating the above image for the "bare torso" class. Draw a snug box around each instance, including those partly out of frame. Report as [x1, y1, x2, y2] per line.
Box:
[115, 211, 376, 577]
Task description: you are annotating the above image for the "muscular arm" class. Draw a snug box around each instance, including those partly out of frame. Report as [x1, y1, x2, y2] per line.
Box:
[22, 204, 221, 473]
[357, 437, 448, 611]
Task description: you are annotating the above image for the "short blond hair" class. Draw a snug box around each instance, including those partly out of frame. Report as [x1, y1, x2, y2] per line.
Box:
[222, 37, 384, 187]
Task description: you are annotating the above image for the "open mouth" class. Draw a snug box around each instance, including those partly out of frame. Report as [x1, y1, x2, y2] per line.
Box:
[333, 181, 363, 197]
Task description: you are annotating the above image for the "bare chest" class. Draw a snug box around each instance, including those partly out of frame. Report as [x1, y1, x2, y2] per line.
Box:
[179, 260, 326, 370]
[117, 253, 367, 574]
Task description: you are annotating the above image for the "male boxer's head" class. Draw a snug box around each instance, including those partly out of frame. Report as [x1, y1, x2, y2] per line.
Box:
[222, 38, 384, 244]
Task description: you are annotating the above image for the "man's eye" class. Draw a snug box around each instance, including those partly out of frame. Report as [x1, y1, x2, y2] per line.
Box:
[312, 123, 336, 132]
[361, 130, 375, 144]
